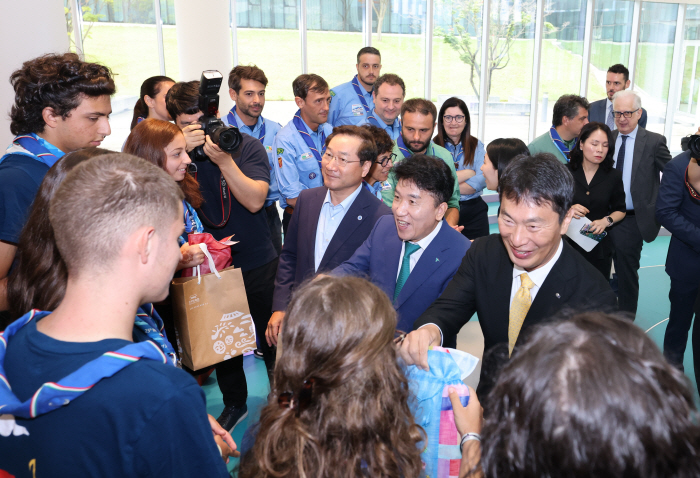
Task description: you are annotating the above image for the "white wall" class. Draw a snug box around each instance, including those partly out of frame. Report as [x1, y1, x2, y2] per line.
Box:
[0, 1, 69, 148]
[174, 0, 234, 115]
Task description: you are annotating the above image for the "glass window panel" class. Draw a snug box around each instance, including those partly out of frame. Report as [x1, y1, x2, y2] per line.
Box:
[483, 0, 536, 144]
[535, 0, 587, 137]
[671, 5, 700, 154]
[590, 0, 633, 107]
[634, 2, 678, 135]
[432, 0, 482, 138]
[162, 0, 180, 81]
[237, 0, 302, 124]
[77, 0, 162, 150]
[307, 0, 364, 94]
[372, 0, 427, 98]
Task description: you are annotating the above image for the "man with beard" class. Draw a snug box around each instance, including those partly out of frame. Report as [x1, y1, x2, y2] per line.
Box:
[588, 64, 647, 130]
[327, 47, 382, 127]
[381, 98, 461, 229]
[224, 65, 283, 254]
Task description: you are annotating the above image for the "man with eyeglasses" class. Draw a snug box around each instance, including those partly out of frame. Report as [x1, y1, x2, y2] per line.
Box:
[588, 64, 648, 130]
[358, 73, 405, 140]
[265, 125, 391, 346]
[332, 154, 470, 333]
[381, 98, 462, 229]
[528, 94, 589, 164]
[609, 89, 671, 317]
[327, 47, 382, 126]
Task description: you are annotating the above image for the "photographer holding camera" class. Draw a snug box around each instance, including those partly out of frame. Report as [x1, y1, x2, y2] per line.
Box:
[657, 128, 700, 396]
[166, 73, 279, 432]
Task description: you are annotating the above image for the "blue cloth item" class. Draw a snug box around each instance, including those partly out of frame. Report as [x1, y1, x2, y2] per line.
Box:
[614, 125, 637, 210]
[549, 126, 576, 163]
[404, 349, 468, 478]
[445, 140, 487, 201]
[328, 78, 374, 126]
[397, 134, 412, 158]
[133, 303, 178, 365]
[223, 107, 282, 207]
[292, 110, 326, 168]
[179, 199, 204, 247]
[0, 133, 65, 167]
[358, 109, 401, 140]
[0, 314, 228, 478]
[362, 180, 387, 202]
[314, 184, 363, 271]
[0, 311, 168, 419]
[274, 116, 333, 208]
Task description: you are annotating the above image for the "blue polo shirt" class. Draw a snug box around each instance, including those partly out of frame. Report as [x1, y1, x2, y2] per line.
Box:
[274, 117, 333, 209]
[357, 109, 401, 140]
[328, 78, 374, 127]
[223, 108, 282, 207]
[444, 139, 487, 201]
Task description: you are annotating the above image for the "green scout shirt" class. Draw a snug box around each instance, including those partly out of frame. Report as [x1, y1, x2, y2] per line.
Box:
[528, 130, 575, 164]
[382, 141, 461, 209]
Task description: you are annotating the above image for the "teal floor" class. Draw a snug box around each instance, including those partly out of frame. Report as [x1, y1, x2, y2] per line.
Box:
[204, 221, 699, 474]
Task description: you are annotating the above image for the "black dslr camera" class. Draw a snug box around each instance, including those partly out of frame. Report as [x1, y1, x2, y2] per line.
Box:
[190, 70, 243, 161]
[681, 134, 700, 158]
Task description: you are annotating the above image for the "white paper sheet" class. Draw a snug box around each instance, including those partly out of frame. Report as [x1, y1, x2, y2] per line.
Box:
[565, 216, 603, 252]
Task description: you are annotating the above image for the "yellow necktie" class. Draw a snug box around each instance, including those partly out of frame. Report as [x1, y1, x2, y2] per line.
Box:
[508, 273, 535, 357]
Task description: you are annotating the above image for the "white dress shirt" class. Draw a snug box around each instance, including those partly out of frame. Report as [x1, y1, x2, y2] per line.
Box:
[396, 220, 443, 279]
[509, 239, 564, 307]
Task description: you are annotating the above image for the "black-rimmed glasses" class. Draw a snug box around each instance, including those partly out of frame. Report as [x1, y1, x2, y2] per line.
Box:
[612, 109, 640, 119]
[376, 152, 397, 167]
[444, 115, 465, 123]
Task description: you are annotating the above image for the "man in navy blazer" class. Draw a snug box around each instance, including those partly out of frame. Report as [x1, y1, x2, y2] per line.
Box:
[266, 125, 391, 345]
[333, 155, 470, 335]
[588, 64, 647, 130]
[656, 147, 700, 392]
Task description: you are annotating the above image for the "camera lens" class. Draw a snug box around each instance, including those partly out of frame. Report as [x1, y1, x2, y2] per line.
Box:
[213, 126, 242, 153]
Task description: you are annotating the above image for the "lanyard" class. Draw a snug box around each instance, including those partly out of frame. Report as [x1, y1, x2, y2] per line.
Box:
[350, 75, 371, 113]
[549, 126, 575, 163]
[226, 106, 266, 143]
[293, 110, 326, 170]
[0, 310, 169, 419]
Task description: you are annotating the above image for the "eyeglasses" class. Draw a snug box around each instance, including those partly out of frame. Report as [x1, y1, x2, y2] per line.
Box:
[322, 151, 361, 166]
[443, 115, 465, 123]
[612, 109, 640, 119]
[376, 152, 397, 167]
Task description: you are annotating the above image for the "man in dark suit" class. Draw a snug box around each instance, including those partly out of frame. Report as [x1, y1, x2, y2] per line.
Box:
[609, 89, 672, 315]
[400, 153, 617, 398]
[333, 155, 470, 334]
[266, 125, 391, 345]
[656, 147, 700, 392]
[588, 64, 647, 130]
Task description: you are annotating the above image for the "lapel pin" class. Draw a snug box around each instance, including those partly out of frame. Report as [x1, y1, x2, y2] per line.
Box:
[357, 215, 362, 220]
[435, 258, 440, 262]
[555, 293, 561, 299]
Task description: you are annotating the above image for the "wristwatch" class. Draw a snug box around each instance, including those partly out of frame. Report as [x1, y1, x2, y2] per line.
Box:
[605, 216, 614, 226]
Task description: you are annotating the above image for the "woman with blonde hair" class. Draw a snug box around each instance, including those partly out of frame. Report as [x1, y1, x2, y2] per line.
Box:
[240, 276, 425, 478]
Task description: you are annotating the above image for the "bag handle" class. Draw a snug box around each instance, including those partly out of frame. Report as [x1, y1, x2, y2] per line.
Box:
[195, 243, 222, 284]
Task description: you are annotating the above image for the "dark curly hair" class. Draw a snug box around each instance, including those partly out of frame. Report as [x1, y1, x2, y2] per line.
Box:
[9, 53, 115, 135]
[568, 122, 615, 172]
[6, 147, 112, 323]
[477, 311, 700, 478]
[393, 153, 454, 206]
[239, 276, 425, 478]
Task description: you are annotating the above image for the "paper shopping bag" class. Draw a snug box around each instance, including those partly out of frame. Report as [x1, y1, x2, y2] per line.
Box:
[170, 244, 256, 370]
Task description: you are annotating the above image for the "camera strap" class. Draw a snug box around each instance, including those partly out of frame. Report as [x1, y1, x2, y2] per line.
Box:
[193, 168, 231, 228]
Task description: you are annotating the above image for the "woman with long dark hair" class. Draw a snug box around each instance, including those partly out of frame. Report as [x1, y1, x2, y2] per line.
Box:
[130, 75, 175, 130]
[480, 138, 529, 191]
[567, 122, 626, 279]
[124, 118, 205, 271]
[240, 276, 425, 478]
[434, 97, 488, 239]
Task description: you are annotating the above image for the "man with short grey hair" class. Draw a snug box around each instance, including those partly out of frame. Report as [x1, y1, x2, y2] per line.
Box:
[609, 89, 671, 316]
[528, 94, 590, 164]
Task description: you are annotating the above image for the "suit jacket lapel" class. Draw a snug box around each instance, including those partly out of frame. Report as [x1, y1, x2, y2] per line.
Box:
[631, 127, 647, 187]
[305, 188, 327, 271]
[493, 240, 515, 344]
[395, 225, 449, 308]
[318, 188, 371, 270]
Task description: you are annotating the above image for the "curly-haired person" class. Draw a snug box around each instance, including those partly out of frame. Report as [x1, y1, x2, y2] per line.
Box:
[0, 53, 115, 312]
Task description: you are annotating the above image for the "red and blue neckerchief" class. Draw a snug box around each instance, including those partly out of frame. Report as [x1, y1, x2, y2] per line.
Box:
[0, 310, 170, 419]
[293, 110, 326, 170]
[134, 303, 177, 366]
[226, 106, 266, 143]
[549, 126, 576, 163]
[445, 141, 465, 170]
[0, 133, 65, 167]
[350, 75, 371, 113]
